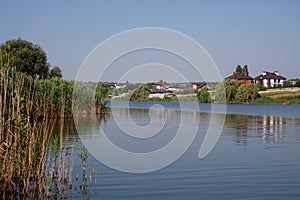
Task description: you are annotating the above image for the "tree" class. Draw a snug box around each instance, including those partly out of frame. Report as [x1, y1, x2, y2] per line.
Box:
[196, 89, 211, 103]
[129, 85, 151, 101]
[295, 79, 300, 87]
[223, 79, 240, 100]
[215, 82, 227, 103]
[50, 66, 63, 78]
[0, 38, 50, 78]
[236, 65, 242, 73]
[95, 82, 113, 113]
[242, 65, 249, 75]
[214, 79, 240, 102]
[235, 84, 259, 103]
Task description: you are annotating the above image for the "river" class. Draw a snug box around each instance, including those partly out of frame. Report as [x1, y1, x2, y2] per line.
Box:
[54, 102, 300, 199]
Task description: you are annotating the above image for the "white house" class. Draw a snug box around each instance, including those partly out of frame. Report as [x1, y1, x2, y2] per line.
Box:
[254, 71, 286, 87]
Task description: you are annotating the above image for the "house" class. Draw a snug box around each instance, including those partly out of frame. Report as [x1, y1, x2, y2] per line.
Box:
[191, 82, 210, 91]
[115, 83, 127, 89]
[149, 80, 174, 99]
[254, 71, 286, 87]
[152, 80, 168, 90]
[225, 71, 253, 84]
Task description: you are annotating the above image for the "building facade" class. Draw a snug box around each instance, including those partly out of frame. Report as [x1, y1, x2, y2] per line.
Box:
[254, 71, 286, 87]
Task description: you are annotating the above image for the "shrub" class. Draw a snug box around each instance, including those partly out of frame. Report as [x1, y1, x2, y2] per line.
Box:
[196, 89, 211, 103]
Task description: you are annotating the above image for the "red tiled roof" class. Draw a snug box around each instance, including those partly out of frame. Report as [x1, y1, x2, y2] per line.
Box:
[225, 72, 253, 80]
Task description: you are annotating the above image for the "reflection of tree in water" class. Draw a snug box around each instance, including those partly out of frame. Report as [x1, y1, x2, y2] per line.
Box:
[225, 114, 249, 145]
[225, 114, 286, 145]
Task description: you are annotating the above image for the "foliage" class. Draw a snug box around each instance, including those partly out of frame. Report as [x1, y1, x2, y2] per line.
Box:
[235, 65, 242, 73]
[223, 79, 240, 101]
[196, 89, 211, 103]
[50, 66, 63, 78]
[257, 84, 267, 91]
[129, 85, 151, 101]
[0, 62, 53, 196]
[215, 80, 260, 103]
[215, 82, 227, 103]
[95, 82, 113, 113]
[0, 38, 50, 78]
[235, 84, 259, 103]
[251, 95, 300, 105]
[0, 51, 112, 196]
[242, 65, 248, 74]
[295, 80, 300, 87]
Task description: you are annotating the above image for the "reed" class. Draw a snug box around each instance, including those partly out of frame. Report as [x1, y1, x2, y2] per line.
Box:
[0, 50, 72, 198]
[0, 48, 105, 198]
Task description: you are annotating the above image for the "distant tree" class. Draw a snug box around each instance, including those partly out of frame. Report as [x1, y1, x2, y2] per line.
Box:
[95, 82, 113, 113]
[130, 85, 151, 101]
[0, 38, 50, 79]
[295, 80, 300, 87]
[50, 66, 63, 78]
[235, 65, 242, 73]
[242, 65, 249, 74]
[196, 89, 211, 103]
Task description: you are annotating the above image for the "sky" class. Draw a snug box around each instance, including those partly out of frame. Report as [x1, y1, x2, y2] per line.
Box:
[1, 0, 300, 82]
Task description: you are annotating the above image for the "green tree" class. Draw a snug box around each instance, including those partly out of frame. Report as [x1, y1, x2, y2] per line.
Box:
[215, 80, 240, 102]
[50, 66, 63, 78]
[236, 65, 242, 73]
[215, 82, 227, 103]
[0, 38, 49, 78]
[235, 84, 259, 103]
[196, 89, 211, 103]
[223, 79, 240, 100]
[242, 65, 248, 74]
[295, 79, 300, 87]
[95, 82, 113, 113]
[130, 85, 151, 101]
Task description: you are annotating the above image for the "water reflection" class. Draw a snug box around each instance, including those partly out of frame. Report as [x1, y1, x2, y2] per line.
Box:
[261, 116, 285, 143]
[42, 104, 300, 199]
[224, 114, 287, 145]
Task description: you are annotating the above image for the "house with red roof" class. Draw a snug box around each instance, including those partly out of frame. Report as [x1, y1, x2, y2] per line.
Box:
[191, 82, 210, 91]
[225, 71, 253, 84]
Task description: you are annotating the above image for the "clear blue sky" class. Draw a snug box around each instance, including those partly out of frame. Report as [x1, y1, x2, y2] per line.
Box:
[1, 0, 300, 82]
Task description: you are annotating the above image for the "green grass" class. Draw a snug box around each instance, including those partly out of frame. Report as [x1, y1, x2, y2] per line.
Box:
[250, 95, 300, 105]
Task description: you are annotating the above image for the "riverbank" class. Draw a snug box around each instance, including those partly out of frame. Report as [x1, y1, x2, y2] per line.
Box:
[254, 87, 300, 105]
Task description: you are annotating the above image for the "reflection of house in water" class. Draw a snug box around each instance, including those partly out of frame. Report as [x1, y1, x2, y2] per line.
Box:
[226, 114, 286, 145]
[260, 116, 285, 143]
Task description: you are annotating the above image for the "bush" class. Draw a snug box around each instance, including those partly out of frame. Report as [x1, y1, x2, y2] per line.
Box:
[129, 85, 151, 101]
[196, 89, 211, 103]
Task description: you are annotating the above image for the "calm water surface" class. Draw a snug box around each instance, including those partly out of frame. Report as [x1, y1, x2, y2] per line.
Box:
[60, 102, 300, 199]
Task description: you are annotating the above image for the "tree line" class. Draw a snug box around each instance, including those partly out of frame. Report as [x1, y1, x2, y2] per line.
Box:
[215, 79, 260, 103]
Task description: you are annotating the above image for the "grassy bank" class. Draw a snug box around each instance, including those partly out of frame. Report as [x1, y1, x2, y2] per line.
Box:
[248, 89, 300, 105]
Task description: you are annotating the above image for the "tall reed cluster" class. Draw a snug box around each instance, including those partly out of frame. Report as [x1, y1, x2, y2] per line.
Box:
[0, 51, 73, 197]
[0, 48, 111, 197]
